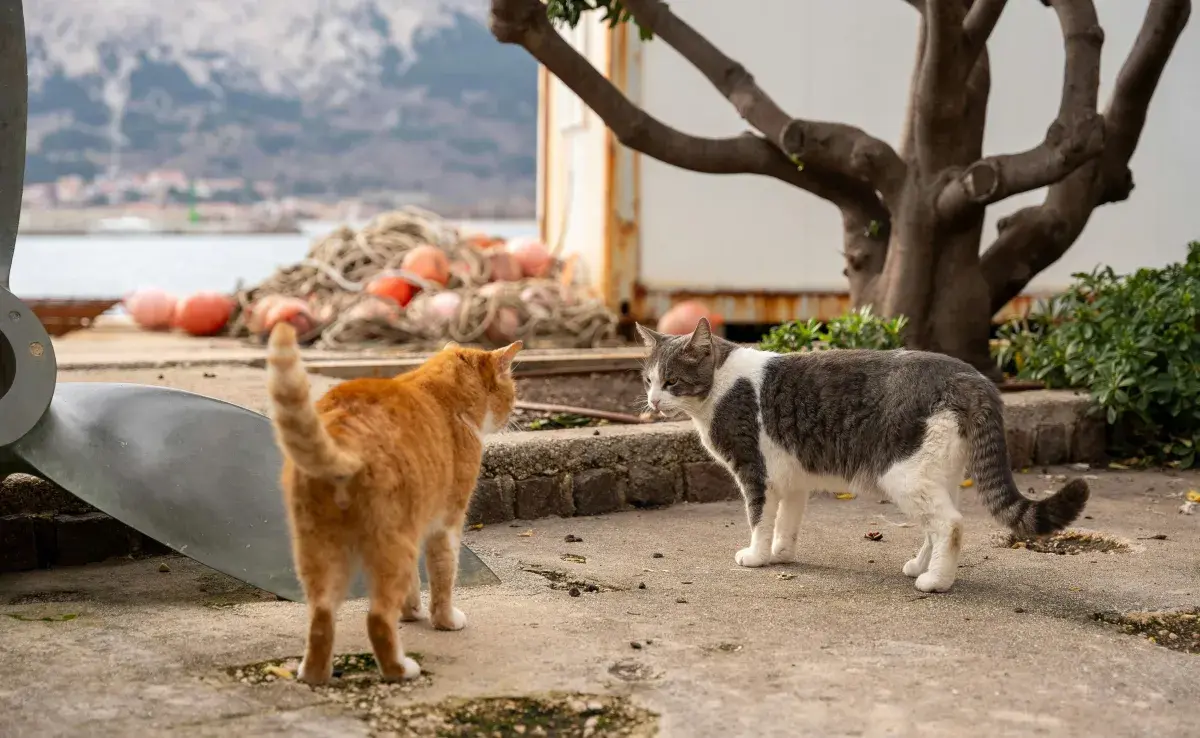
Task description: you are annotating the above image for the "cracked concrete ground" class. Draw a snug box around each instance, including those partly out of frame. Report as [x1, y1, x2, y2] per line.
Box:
[1, 468, 1198, 737]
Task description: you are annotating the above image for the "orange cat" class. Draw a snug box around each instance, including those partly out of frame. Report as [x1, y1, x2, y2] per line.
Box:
[266, 322, 521, 685]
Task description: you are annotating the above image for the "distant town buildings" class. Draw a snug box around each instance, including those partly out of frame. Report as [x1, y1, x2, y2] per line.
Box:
[19, 169, 534, 232]
[21, 169, 275, 210]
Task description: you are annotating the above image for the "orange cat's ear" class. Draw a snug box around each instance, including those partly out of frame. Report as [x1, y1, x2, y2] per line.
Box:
[492, 340, 523, 375]
[442, 340, 460, 350]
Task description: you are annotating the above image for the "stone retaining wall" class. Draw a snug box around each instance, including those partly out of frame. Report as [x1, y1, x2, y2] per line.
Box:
[1, 390, 1104, 572]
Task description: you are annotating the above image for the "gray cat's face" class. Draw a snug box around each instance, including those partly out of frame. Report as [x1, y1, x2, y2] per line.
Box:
[636, 319, 717, 416]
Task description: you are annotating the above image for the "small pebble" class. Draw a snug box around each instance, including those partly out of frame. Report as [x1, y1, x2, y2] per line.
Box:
[675, 597, 688, 604]
[652, 553, 664, 559]
[630, 641, 642, 650]
[638, 582, 647, 589]
[202, 372, 216, 378]
[569, 587, 581, 597]
[1014, 607, 1026, 613]
[156, 374, 165, 380]
[565, 534, 583, 543]
[158, 563, 171, 573]
[593, 430, 600, 436]
[584, 583, 599, 593]
[867, 559, 875, 564]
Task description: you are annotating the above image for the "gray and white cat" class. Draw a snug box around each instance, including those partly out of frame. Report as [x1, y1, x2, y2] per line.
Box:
[637, 318, 1089, 593]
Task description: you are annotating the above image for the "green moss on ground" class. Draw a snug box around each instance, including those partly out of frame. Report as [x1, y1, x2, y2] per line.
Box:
[1095, 609, 1200, 654]
[380, 693, 657, 737]
[1005, 529, 1131, 555]
[226, 656, 658, 736]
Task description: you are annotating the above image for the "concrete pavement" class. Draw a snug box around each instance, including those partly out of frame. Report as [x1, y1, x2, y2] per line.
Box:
[1, 467, 1198, 737]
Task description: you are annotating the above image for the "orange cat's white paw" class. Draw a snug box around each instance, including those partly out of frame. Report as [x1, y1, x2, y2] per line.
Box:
[400, 656, 421, 679]
[401, 604, 429, 622]
[379, 655, 422, 682]
[297, 659, 331, 685]
[433, 606, 467, 631]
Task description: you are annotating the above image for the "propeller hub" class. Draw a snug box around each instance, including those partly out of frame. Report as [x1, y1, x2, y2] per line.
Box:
[0, 286, 57, 448]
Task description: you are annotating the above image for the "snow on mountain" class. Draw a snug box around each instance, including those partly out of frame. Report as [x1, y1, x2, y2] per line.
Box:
[23, 0, 537, 210]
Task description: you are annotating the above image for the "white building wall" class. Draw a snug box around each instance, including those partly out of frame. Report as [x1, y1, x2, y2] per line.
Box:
[635, 0, 1198, 294]
[539, 16, 613, 298]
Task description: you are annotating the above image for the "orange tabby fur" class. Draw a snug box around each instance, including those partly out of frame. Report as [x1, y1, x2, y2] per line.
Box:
[266, 322, 521, 685]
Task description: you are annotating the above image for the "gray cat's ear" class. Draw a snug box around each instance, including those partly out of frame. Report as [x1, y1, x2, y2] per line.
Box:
[635, 323, 663, 348]
[686, 317, 712, 352]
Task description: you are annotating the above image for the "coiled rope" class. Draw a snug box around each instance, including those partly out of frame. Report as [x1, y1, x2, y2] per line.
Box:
[227, 207, 617, 349]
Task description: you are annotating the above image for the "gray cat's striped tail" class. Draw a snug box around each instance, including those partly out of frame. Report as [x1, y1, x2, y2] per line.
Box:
[963, 389, 1089, 537]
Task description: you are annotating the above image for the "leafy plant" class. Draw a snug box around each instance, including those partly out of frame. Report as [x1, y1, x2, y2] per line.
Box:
[545, 1, 656, 40]
[994, 241, 1200, 468]
[759, 306, 908, 354]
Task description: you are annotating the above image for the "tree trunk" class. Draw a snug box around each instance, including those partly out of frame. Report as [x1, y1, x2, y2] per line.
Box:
[491, 0, 1192, 381]
[849, 199, 997, 377]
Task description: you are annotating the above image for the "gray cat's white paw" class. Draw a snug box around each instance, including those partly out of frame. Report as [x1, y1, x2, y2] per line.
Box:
[914, 571, 955, 593]
[902, 557, 927, 578]
[770, 546, 798, 564]
[735, 547, 770, 568]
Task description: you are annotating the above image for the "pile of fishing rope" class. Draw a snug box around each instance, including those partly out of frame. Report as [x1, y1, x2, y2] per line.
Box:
[227, 207, 618, 350]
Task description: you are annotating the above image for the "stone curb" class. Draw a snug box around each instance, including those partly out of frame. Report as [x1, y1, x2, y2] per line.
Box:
[0, 390, 1104, 573]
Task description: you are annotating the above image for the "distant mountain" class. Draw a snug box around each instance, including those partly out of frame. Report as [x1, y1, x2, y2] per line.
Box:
[24, 0, 538, 211]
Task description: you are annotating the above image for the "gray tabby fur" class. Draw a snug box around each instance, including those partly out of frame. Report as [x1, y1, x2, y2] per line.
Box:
[636, 318, 1089, 593]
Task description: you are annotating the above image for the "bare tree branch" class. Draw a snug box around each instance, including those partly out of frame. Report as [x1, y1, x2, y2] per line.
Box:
[914, 0, 969, 172]
[618, 0, 907, 200]
[937, 0, 1105, 220]
[963, 0, 1009, 65]
[896, 16, 928, 164]
[488, 0, 886, 214]
[981, 0, 1191, 312]
[1101, 0, 1192, 172]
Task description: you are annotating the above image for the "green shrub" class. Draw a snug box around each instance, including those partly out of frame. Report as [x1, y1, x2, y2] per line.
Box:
[994, 241, 1200, 468]
[759, 306, 908, 353]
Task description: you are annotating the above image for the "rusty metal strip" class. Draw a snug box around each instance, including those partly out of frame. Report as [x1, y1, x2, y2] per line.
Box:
[515, 400, 650, 424]
[306, 349, 647, 381]
[630, 287, 1052, 326]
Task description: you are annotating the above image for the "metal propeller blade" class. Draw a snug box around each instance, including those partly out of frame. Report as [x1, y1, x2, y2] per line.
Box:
[1, 381, 500, 600]
[0, 0, 25, 294]
[0, 0, 498, 599]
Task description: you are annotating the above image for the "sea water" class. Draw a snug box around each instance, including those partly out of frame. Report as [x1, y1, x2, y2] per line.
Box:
[8, 219, 537, 300]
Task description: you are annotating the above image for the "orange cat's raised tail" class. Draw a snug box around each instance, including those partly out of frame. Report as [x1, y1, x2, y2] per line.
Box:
[266, 323, 363, 483]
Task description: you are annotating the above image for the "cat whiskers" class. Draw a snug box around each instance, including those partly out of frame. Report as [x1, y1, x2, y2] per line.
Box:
[657, 406, 688, 421]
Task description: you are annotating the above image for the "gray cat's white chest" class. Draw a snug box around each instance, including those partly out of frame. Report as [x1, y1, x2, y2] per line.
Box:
[693, 420, 737, 474]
